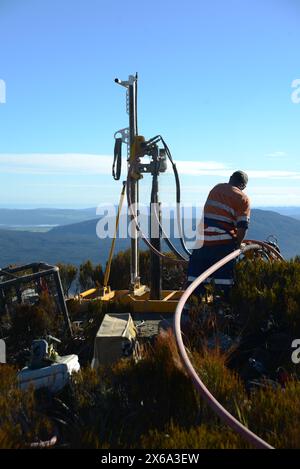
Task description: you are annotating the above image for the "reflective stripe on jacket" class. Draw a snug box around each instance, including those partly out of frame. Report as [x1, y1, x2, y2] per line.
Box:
[200, 183, 250, 246]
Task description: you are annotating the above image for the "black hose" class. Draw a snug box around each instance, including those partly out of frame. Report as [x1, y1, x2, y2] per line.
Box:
[124, 133, 191, 262]
[152, 202, 188, 261]
[126, 166, 187, 265]
[160, 137, 192, 257]
[141, 135, 192, 259]
[113, 138, 122, 180]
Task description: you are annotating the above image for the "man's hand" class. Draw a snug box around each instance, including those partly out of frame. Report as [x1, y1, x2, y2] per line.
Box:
[236, 227, 247, 247]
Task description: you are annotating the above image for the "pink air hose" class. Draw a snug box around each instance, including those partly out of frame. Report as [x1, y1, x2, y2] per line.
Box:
[174, 243, 274, 449]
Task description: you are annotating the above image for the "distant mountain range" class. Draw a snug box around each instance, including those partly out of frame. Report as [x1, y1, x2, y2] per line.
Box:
[0, 207, 99, 228]
[0, 208, 299, 267]
[1, 206, 300, 228]
[258, 207, 300, 220]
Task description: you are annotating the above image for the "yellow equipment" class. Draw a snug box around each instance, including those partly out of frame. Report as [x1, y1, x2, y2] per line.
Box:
[80, 74, 186, 314]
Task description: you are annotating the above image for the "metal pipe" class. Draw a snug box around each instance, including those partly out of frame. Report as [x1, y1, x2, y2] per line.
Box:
[1, 262, 53, 275]
[150, 154, 162, 300]
[128, 75, 140, 290]
[53, 269, 73, 337]
[0, 266, 59, 288]
[103, 182, 126, 288]
[126, 163, 187, 265]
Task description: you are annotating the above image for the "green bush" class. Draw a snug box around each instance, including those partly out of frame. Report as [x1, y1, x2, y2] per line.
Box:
[68, 330, 199, 448]
[140, 421, 245, 449]
[57, 263, 78, 297]
[2, 258, 300, 449]
[245, 380, 300, 448]
[109, 249, 186, 291]
[0, 365, 54, 449]
[1, 328, 300, 449]
[231, 259, 300, 335]
[10, 293, 63, 349]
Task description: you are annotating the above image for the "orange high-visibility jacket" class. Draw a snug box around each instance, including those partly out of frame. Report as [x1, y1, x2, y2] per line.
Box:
[201, 183, 250, 246]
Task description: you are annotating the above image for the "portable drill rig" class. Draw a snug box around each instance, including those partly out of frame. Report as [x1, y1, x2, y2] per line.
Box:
[80, 73, 189, 312]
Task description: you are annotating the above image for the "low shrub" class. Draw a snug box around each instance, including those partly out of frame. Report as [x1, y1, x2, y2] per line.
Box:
[0, 365, 54, 449]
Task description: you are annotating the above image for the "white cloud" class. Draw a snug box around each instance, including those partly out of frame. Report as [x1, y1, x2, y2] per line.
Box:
[159, 184, 300, 207]
[0, 154, 230, 176]
[176, 167, 300, 179]
[0, 154, 113, 175]
[246, 170, 300, 179]
[265, 151, 287, 158]
[0, 154, 229, 176]
[1, 154, 300, 180]
[2, 153, 300, 207]
[174, 160, 227, 175]
[248, 186, 300, 206]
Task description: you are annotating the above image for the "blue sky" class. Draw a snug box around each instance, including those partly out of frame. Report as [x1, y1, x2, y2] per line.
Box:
[0, 0, 300, 208]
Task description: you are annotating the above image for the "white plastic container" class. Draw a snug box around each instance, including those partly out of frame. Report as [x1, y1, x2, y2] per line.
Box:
[17, 354, 80, 393]
[92, 313, 136, 367]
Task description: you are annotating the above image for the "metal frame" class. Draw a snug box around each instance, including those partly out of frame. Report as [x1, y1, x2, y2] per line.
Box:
[115, 74, 140, 292]
[0, 263, 73, 336]
[79, 287, 184, 314]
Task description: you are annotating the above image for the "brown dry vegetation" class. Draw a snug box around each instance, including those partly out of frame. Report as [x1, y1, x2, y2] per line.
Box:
[0, 256, 300, 448]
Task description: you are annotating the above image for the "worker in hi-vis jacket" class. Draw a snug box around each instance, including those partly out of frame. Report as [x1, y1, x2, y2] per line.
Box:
[187, 170, 250, 299]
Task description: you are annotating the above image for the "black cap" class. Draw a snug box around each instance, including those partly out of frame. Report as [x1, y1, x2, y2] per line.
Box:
[230, 170, 248, 186]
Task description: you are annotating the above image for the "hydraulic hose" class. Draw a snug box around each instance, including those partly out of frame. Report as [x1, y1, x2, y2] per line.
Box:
[138, 134, 192, 259]
[174, 243, 274, 449]
[244, 239, 284, 261]
[112, 138, 122, 180]
[126, 163, 188, 265]
[142, 135, 189, 261]
[103, 181, 127, 288]
[125, 134, 284, 270]
[152, 201, 189, 261]
[160, 136, 192, 258]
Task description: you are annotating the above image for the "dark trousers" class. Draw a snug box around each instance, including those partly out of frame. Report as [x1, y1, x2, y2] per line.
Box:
[186, 242, 236, 298]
